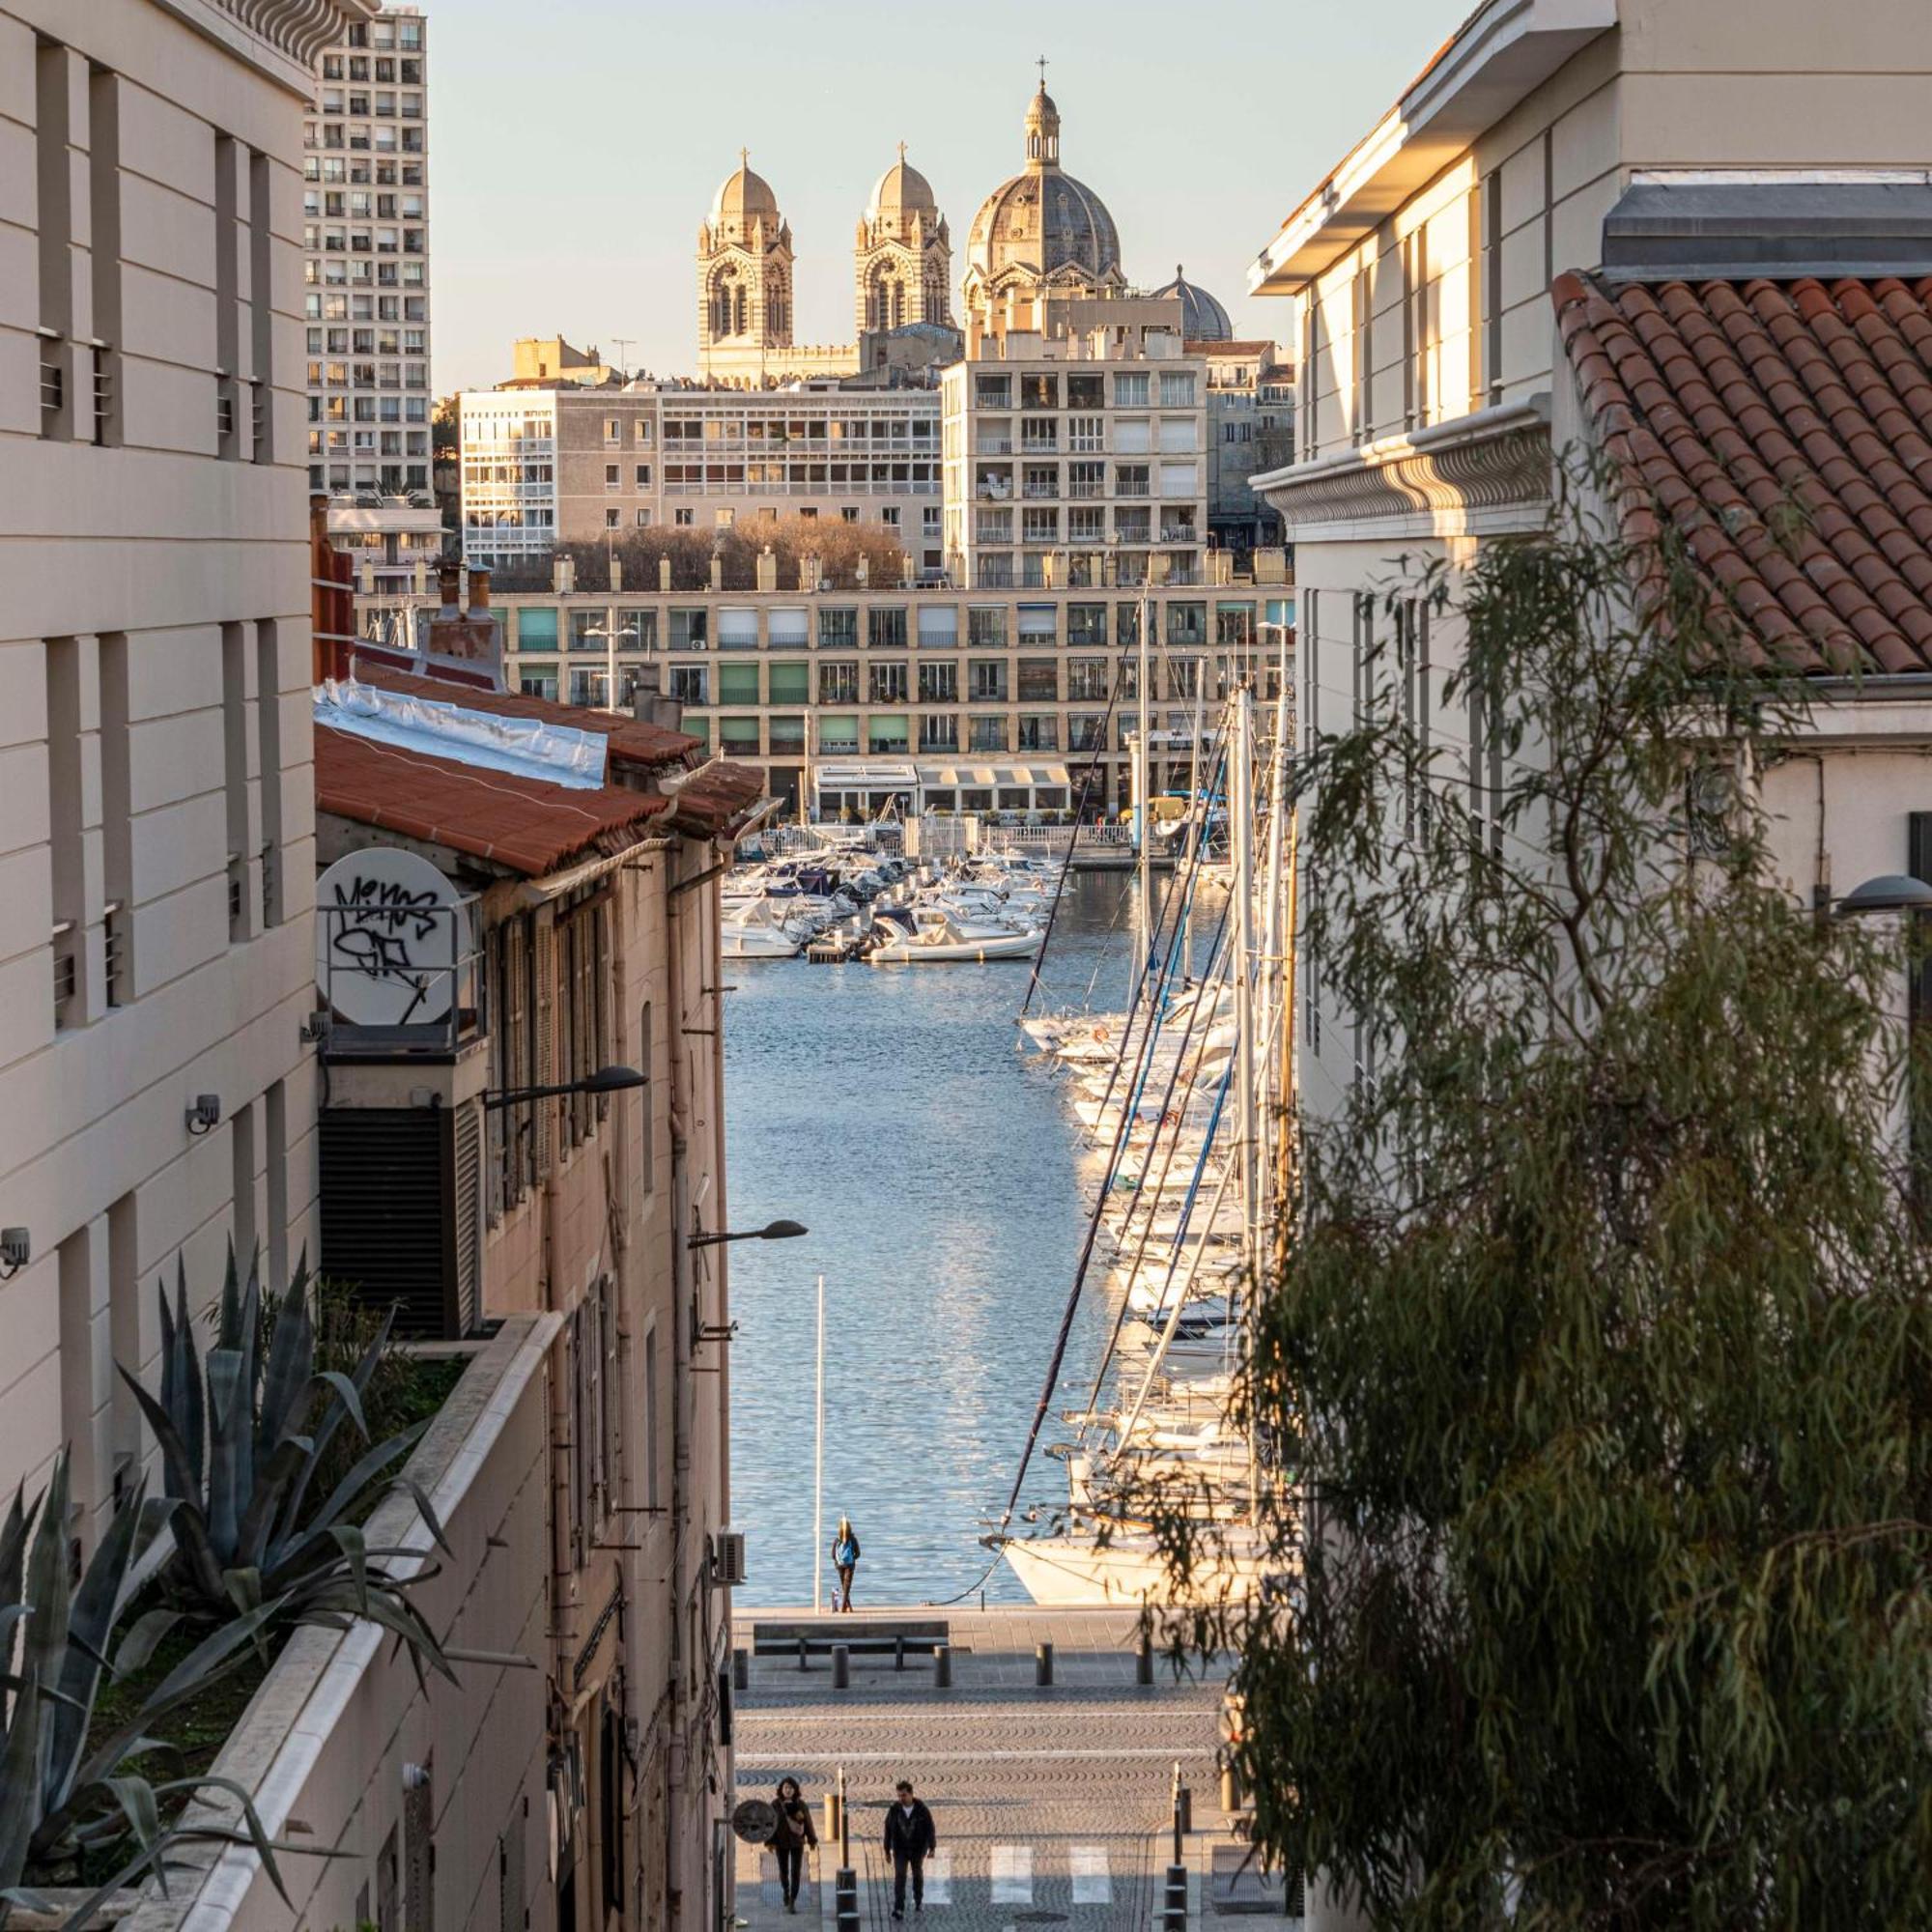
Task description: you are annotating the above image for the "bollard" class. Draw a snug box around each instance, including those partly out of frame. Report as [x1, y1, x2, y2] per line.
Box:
[1162, 1863, 1189, 1931]
[824, 1791, 841, 1841]
[798, 1634, 810, 1672]
[1137, 1631, 1154, 1686]
[1219, 1754, 1241, 1814]
[832, 1643, 850, 1690]
[731, 1647, 748, 1692]
[1177, 1783, 1194, 1835]
[895, 1634, 906, 1671]
[835, 1868, 859, 1932]
[1035, 1640, 1054, 1687]
[933, 1643, 952, 1689]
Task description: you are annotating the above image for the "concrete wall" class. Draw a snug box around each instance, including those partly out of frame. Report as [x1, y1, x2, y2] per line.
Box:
[0, 0, 346, 1547]
[126, 1315, 560, 1932]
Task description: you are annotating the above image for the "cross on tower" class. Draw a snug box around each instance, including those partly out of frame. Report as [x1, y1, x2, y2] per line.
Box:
[898, 139, 908, 163]
[1036, 55, 1049, 91]
[739, 145, 750, 169]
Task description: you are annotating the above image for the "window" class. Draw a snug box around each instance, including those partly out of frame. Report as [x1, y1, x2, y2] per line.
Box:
[668, 608, 707, 649]
[1067, 658, 1111, 700]
[1158, 417, 1198, 452]
[970, 659, 1007, 701]
[718, 717, 760, 753]
[819, 608, 859, 650]
[717, 607, 758, 649]
[1168, 602, 1207, 646]
[1160, 461, 1199, 498]
[636, 508, 652, 527]
[1017, 658, 1058, 701]
[1114, 417, 1151, 456]
[969, 715, 1009, 753]
[1067, 373, 1104, 411]
[635, 464, 651, 487]
[1017, 715, 1058, 751]
[867, 712, 909, 753]
[1159, 371, 1197, 407]
[518, 662, 559, 700]
[668, 665, 707, 704]
[817, 713, 859, 753]
[604, 508, 619, 528]
[918, 661, 956, 702]
[605, 418, 620, 442]
[868, 608, 908, 649]
[967, 607, 1006, 649]
[869, 662, 908, 703]
[819, 661, 860, 704]
[1114, 372, 1150, 407]
[916, 605, 958, 648]
[769, 607, 810, 647]
[674, 507, 694, 526]
[717, 663, 759, 705]
[768, 661, 809, 704]
[919, 713, 958, 752]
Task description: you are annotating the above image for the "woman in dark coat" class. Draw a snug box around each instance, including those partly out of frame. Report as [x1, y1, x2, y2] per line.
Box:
[771, 1775, 818, 1913]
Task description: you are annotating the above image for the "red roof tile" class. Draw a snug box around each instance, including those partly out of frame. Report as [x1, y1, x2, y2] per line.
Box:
[315, 724, 669, 876]
[663, 758, 771, 838]
[1553, 270, 1932, 674]
[347, 657, 699, 771]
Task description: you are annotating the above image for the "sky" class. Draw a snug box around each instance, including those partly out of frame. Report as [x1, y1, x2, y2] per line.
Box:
[428, 0, 1464, 396]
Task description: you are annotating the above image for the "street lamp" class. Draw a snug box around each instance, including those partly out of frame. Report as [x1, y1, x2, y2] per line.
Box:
[686, 1218, 808, 1250]
[1833, 874, 1932, 918]
[483, 1064, 646, 1108]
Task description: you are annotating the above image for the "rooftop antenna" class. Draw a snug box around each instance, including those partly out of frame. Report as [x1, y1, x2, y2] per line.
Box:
[611, 336, 634, 380]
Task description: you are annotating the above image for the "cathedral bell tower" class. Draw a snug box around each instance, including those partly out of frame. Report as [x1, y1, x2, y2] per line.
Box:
[696, 151, 796, 383]
[853, 143, 953, 339]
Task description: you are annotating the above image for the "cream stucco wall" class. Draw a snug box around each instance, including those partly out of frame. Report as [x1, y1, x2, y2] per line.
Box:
[0, 0, 349, 1548]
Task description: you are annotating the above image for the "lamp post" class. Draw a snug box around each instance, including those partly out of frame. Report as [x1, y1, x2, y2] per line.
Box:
[483, 1063, 646, 1108]
[685, 1218, 808, 1251]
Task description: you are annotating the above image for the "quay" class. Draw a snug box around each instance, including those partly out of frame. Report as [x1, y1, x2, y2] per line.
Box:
[729, 1605, 1293, 1928]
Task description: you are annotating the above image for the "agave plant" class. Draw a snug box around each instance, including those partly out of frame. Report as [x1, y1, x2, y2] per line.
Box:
[0, 1451, 304, 1921]
[118, 1248, 455, 1681]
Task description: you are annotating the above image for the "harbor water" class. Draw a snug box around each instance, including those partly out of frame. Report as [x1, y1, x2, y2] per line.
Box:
[724, 870, 1138, 1607]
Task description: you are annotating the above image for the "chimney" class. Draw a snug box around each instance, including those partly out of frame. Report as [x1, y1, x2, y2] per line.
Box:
[659, 555, 671, 592]
[611, 556, 624, 593]
[438, 559, 462, 612]
[856, 554, 869, 587]
[630, 661, 684, 734]
[900, 554, 914, 590]
[709, 555, 723, 591]
[801, 552, 822, 594]
[468, 567, 492, 611]
[755, 545, 778, 592]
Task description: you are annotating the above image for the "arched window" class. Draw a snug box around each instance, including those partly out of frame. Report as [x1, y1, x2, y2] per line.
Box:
[766, 272, 788, 339]
[711, 270, 743, 341]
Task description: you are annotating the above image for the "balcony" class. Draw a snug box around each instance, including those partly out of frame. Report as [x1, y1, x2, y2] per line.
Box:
[317, 894, 482, 1060]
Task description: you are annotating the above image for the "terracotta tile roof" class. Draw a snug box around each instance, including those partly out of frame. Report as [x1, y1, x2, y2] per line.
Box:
[348, 656, 699, 770]
[315, 724, 669, 876]
[1553, 270, 1932, 675]
[663, 757, 771, 838]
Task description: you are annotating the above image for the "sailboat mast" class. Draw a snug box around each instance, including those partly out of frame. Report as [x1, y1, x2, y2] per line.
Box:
[1232, 689, 1258, 1258]
[1136, 577, 1152, 985]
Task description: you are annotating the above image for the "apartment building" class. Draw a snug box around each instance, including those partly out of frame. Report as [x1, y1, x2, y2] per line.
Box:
[359, 570, 1293, 818]
[461, 381, 945, 573]
[1202, 339, 1292, 556]
[313, 663, 764, 1932]
[1247, 0, 1932, 1129]
[942, 313, 1208, 592]
[301, 1, 429, 498]
[0, 0, 362, 1534]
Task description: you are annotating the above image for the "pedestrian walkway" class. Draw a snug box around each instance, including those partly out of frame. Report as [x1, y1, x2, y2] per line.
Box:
[730, 1605, 1258, 1930]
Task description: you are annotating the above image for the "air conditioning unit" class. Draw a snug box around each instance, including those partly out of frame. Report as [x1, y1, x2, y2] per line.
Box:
[711, 1528, 748, 1588]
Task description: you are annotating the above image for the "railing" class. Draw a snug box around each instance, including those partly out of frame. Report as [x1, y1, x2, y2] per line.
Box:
[317, 895, 483, 1058]
[51, 922, 77, 1028]
[102, 901, 128, 1009]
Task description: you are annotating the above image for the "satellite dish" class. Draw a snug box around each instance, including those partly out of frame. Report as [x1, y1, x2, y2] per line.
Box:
[316, 847, 465, 1028]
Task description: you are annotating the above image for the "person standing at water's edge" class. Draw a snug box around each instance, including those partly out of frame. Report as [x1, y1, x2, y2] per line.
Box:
[832, 1516, 861, 1611]
[885, 1778, 937, 1918]
[770, 1776, 817, 1914]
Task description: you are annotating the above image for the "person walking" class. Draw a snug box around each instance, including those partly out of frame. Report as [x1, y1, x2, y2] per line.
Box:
[883, 1777, 937, 1919]
[770, 1776, 817, 1915]
[831, 1516, 861, 1612]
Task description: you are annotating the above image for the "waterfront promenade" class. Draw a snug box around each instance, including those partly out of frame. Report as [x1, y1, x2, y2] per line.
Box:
[729, 1606, 1271, 1929]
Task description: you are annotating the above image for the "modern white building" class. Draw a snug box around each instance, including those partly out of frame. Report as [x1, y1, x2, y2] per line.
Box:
[302, 0, 435, 597]
[0, 0, 361, 1543]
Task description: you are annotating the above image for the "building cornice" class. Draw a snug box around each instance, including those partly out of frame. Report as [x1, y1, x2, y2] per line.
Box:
[1251, 396, 1552, 544]
[155, 0, 378, 95]
[1247, 0, 1614, 298]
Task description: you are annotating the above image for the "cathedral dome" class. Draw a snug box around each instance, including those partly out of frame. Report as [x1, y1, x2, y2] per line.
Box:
[711, 152, 780, 228]
[1152, 265, 1233, 340]
[867, 146, 938, 226]
[966, 85, 1122, 290]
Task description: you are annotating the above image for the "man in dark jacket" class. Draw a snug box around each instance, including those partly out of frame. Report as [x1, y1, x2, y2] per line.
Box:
[883, 1778, 937, 1918]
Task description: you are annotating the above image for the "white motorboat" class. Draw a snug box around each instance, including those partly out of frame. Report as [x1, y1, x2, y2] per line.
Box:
[999, 1528, 1277, 1606]
[867, 909, 1042, 963]
[721, 896, 813, 958]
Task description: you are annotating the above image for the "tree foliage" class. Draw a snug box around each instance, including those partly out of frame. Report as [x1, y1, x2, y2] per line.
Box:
[1228, 473, 1932, 1928]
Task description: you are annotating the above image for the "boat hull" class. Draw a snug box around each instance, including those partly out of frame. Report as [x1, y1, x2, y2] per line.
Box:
[999, 1533, 1270, 1606]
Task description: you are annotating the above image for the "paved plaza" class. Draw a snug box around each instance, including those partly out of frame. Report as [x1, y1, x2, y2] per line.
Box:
[729, 1607, 1272, 1930]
